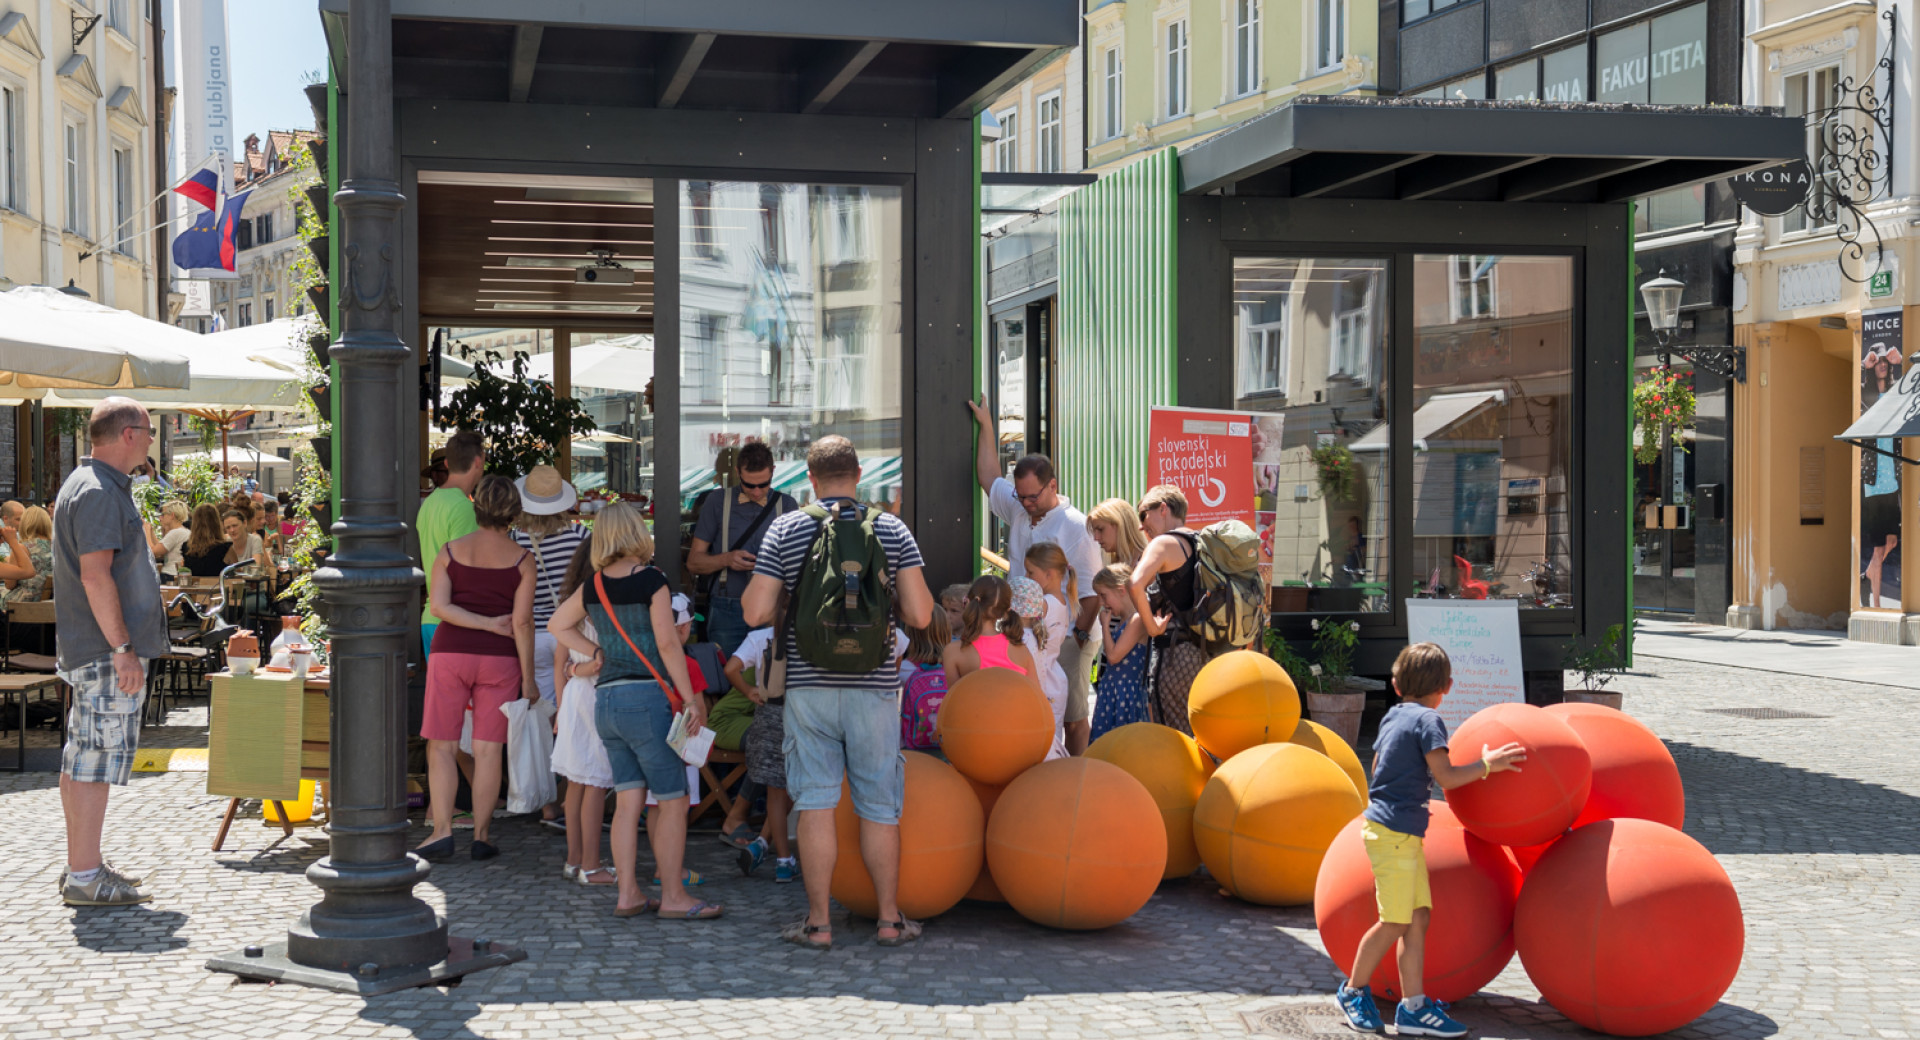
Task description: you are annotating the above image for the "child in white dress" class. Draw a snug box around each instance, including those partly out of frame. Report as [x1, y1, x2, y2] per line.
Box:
[1008, 574, 1068, 761]
[550, 542, 616, 884]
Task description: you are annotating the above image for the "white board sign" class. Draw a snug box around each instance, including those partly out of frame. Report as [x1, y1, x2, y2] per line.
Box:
[1404, 598, 1526, 731]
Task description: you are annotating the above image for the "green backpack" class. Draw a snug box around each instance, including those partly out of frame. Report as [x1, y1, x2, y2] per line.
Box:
[791, 502, 895, 673]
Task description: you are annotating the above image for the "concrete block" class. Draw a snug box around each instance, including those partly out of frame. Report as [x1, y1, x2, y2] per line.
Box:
[1848, 612, 1905, 645]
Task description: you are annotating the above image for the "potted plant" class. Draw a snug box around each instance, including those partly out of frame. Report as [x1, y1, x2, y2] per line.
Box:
[1632, 366, 1694, 465]
[1300, 616, 1367, 747]
[1310, 441, 1360, 501]
[1562, 622, 1630, 709]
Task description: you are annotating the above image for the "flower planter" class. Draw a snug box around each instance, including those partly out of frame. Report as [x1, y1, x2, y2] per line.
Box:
[1304, 686, 1366, 749]
[1562, 689, 1623, 710]
[1271, 585, 1310, 613]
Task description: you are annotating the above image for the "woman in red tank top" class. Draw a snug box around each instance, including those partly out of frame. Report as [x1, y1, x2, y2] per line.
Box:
[416, 474, 538, 863]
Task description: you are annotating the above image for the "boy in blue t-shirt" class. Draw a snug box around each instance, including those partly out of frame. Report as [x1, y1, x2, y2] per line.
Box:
[1336, 643, 1527, 1037]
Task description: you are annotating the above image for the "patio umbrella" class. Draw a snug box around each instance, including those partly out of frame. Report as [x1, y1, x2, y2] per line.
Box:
[509, 336, 654, 393]
[168, 446, 295, 470]
[0, 285, 192, 394]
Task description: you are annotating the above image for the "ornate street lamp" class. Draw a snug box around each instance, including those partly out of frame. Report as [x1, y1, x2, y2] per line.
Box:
[1637, 269, 1745, 383]
[1638, 271, 1684, 346]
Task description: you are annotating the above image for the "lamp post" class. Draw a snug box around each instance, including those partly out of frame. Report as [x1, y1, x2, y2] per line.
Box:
[1637, 269, 1745, 383]
[205, 0, 521, 992]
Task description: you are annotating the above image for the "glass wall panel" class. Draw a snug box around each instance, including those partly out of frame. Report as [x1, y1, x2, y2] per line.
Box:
[677, 181, 904, 519]
[1595, 23, 1649, 103]
[1411, 255, 1574, 608]
[1540, 44, 1588, 102]
[566, 331, 655, 506]
[1234, 257, 1391, 615]
[1495, 61, 1538, 101]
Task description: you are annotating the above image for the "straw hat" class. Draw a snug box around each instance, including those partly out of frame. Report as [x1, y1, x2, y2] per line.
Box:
[514, 464, 578, 515]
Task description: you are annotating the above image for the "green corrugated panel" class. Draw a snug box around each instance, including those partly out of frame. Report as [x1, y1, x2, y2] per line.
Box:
[1055, 149, 1178, 512]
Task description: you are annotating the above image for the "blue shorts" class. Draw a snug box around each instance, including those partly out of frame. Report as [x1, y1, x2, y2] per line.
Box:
[58, 655, 150, 786]
[783, 686, 904, 824]
[594, 679, 689, 799]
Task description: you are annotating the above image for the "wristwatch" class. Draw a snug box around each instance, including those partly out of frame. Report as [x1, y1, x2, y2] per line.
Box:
[111, 642, 134, 656]
[1072, 626, 1091, 643]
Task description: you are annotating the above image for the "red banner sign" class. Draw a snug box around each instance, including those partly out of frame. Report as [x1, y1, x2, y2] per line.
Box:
[1147, 406, 1256, 528]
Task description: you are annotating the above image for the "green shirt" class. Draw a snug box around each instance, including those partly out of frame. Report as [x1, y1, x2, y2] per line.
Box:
[418, 486, 478, 623]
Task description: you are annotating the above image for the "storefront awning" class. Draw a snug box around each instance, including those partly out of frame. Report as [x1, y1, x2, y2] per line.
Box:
[1177, 96, 1806, 202]
[1351, 390, 1506, 452]
[1838, 364, 1920, 465]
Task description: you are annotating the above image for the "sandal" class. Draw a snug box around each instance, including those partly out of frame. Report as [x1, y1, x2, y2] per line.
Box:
[577, 867, 618, 886]
[782, 919, 833, 950]
[613, 897, 663, 918]
[562, 863, 581, 881]
[875, 918, 922, 947]
[657, 900, 723, 921]
[648, 870, 708, 888]
[718, 824, 758, 849]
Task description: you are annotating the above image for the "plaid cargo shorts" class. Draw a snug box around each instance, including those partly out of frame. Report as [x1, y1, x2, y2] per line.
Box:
[59, 654, 150, 786]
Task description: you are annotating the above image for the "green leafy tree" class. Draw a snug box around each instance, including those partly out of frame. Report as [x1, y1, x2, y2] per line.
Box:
[438, 347, 596, 477]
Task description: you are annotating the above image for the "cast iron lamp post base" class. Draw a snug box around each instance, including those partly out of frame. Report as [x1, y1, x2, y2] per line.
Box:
[206, 934, 525, 996]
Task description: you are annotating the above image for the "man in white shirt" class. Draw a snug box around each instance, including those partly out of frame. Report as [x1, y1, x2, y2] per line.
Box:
[968, 397, 1106, 754]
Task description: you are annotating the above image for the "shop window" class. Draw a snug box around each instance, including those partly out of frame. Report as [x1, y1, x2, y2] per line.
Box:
[1037, 93, 1062, 173]
[1235, 0, 1262, 97]
[1782, 65, 1840, 235]
[994, 106, 1019, 172]
[1235, 257, 1391, 615]
[1413, 254, 1574, 609]
[677, 181, 903, 515]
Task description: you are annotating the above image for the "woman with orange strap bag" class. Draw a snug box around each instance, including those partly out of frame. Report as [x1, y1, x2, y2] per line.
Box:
[548, 501, 721, 921]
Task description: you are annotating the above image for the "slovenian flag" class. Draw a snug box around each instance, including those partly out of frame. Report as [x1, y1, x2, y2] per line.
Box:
[172, 189, 251, 272]
[172, 153, 226, 212]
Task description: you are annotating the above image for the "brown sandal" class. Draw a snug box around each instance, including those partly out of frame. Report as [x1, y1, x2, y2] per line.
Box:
[781, 919, 833, 950]
[613, 898, 662, 918]
[875, 918, 922, 947]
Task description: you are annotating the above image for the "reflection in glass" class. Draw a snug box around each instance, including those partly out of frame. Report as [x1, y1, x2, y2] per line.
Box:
[566, 332, 655, 505]
[1412, 255, 1574, 608]
[677, 181, 903, 519]
[1234, 258, 1390, 614]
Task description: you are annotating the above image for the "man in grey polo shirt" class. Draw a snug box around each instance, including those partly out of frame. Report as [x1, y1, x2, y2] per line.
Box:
[54, 397, 169, 907]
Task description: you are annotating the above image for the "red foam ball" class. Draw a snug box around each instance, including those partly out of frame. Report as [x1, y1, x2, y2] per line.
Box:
[1517, 818, 1744, 1036]
[1446, 704, 1591, 848]
[1544, 703, 1685, 831]
[1506, 838, 1555, 876]
[1313, 802, 1521, 1003]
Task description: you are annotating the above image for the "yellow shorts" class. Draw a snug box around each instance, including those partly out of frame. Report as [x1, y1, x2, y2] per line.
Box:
[1362, 819, 1432, 925]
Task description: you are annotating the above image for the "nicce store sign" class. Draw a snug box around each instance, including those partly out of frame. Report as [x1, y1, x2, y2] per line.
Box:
[1728, 160, 1812, 216]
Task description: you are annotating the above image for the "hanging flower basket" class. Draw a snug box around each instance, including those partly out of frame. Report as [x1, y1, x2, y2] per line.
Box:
[1310, 442, 1360, 501]
[1631, 367, 1695, 465]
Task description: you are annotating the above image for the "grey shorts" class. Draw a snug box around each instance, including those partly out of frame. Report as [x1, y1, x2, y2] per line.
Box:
[783, 686, 904, 824]
[743, 698, 787, 790]
[59, 655, 150, 786]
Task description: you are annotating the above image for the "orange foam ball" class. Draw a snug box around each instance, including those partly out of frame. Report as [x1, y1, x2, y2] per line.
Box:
[1287, 717, 1367, 797]
[829, 751, 982, 920]
[935, 667, 1055, 785]
[1446, 703, 1592, 848]
[985, 758, 1167, 929]
[963, 775, 1006, 902]
[1187, 650, 1302, 761]
[1517, 819, 1743, 1036]
[1086, 722, 1210, 878]
[1315, 802, 1521, 1002]
[1544, 703, 1685, 831]
[1193, 743, 1364, 906]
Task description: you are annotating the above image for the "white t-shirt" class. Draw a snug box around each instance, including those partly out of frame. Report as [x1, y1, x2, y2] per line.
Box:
[731, 626, 775, 675]
[988, 477, 1107, 606]
[160, 526, 191, 577]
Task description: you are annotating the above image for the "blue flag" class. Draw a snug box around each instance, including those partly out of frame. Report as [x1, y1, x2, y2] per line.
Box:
[172, 189, 251, 272]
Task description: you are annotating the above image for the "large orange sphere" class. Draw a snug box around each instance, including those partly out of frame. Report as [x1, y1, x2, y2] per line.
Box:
[1187, 651, 1302, 761]
[936, 667, 1054, 785]
[1446, 703, 1592, 848]
[963, 775, 1006, 902]
[986, 758, 1168, 929]
[1314, 802, 1520, 1002]
[1193, 743, 1364, 905]
[829, 751, 982, 920]
[1517, 819, 1743, 1036]
[1544, 703, 1685, 831]
[1287, 717, 1367, 797]
[1086, 722, 1210, 877]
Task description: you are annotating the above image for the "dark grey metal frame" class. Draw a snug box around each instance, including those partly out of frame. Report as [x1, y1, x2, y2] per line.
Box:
[1177, 195, 1630, 675]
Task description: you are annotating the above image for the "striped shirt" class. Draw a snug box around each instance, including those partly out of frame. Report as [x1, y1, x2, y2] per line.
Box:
[753, 499, 925, 691]
[513, 523, 589, 627]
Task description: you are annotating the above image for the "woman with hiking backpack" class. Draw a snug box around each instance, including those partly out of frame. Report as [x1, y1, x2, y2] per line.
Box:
[1128, 484, 1207, 735]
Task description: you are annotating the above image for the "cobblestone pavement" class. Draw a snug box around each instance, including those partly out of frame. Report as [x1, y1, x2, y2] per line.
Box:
[0, 656, 1912, 1040]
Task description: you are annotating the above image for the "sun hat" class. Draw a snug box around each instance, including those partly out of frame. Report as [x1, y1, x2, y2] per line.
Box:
[671, 593, 694, 627]
[1008, 576, 1046, 619]
[514, 464, 578, 515]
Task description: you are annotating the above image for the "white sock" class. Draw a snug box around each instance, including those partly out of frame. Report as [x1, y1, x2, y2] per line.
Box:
[68, 867, 102, 884]
[776, 856, 797, 865]
[1402, 995, 1427, 1010]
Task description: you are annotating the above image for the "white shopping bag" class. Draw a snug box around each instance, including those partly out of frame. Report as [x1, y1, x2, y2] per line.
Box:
[501, 697, 559, 814]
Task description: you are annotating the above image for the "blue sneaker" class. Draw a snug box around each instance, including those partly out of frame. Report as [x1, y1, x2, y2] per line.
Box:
[1335, 983, 1384, 1034]
[737, 837, 767, 876]
[774, 857, 800, 884]
[1395, 998, 1466, 1039]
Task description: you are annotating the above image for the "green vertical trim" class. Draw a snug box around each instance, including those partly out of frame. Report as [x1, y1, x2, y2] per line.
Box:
[972, 114, 986, 573]
[1056, 148, 1179, 511]
[1624, 201, 1636, 667]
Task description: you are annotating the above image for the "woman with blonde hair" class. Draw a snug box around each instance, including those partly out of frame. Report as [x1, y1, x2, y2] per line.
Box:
[146, 500, 192, 579]
[1086, 498, 1148, 568]
[1, 506, 52, 604]
[549, 500, 718, 921]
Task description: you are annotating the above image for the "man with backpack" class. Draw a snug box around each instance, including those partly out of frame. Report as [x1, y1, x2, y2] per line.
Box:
[1128, 484, 1265, 736]
[689, 442, 797, 658]
[742, 435, 934, 950]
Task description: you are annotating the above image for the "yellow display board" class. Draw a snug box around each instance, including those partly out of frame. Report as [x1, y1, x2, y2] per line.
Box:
[206, 672, 306, 800]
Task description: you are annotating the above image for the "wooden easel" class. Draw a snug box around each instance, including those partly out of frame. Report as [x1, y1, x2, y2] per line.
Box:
[211, 798, 294, 851]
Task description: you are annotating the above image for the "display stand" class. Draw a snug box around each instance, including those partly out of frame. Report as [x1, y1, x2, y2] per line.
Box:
[206, 671, 322, 851]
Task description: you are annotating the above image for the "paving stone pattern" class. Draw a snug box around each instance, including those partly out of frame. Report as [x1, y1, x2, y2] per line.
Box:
[0, 657, 1912, 1039]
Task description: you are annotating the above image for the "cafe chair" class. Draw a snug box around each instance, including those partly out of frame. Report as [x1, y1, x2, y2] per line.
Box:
[1, 599, 60, 674]
[1453, 555, 1491, 600]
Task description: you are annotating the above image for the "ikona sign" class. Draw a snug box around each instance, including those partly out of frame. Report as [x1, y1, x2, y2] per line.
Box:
[1728, 160, 1812, 216]
[1148, 406, 1255, 528]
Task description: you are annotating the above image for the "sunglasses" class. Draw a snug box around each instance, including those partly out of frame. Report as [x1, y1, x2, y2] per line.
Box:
[739, 479, 772, 490]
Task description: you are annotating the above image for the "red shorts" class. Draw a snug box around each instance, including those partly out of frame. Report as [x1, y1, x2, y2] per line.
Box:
[422, 652, 523, 744]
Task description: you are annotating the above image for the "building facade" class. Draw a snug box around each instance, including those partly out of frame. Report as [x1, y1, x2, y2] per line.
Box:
[1728, 0, 1913, 640]
[202, 130, 319, 331]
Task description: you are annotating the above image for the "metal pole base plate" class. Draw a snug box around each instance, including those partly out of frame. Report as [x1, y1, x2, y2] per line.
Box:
[206, 936, 526, 995]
